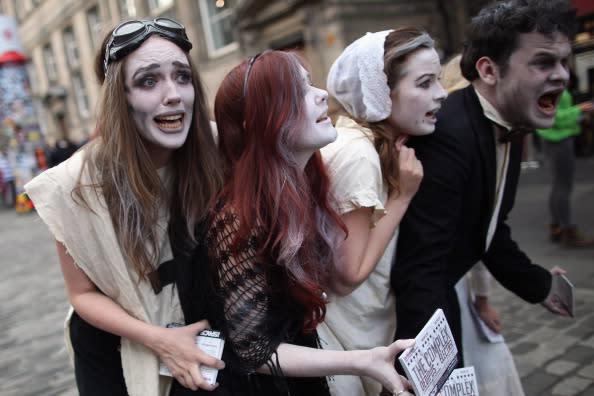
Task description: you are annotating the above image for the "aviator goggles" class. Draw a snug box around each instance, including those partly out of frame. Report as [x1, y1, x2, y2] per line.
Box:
[103, 17, 192, 74]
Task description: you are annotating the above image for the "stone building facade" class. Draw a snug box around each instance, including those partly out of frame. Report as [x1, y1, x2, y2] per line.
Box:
[0, 0, 491, 144]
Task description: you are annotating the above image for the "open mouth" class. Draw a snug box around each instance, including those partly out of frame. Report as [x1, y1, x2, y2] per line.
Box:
[537, 91, 562, 113]
[154, 114, 184, 130]
[316, 115, 329, 123]
[425, 109, 439, 120]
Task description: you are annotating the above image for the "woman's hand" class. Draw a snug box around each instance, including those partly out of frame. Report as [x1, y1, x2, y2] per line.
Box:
[474, 296, 501, 333]
[152, 320, 225, 391]
[56, 241, 224, 390]
[361, 339, 416, 395]
[394, 135, 423, 202]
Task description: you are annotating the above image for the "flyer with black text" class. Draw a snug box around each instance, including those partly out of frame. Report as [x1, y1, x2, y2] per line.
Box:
[398, 309, 458, 396]
[441, 366, 479, 396]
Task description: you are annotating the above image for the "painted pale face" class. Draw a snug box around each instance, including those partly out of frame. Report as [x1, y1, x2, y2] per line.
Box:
[124, 36, 195, 165]
[388, 47, 447, 136]
[493, 31, 571, 129]
[292, 65, 337, 168]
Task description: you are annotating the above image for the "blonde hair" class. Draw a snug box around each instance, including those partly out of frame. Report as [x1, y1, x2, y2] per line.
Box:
[440, 54, 470, 94]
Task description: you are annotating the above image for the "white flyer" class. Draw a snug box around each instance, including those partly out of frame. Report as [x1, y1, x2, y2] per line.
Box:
[468, 298, 504, 343]
[551, 273, 575, 318]
[441, 366, 479, 396]
[398, 309, 459, 396]
[159, 326, 225, 386]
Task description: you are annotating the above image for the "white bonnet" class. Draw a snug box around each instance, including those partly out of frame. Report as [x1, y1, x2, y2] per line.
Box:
[327, 30, 393, 122]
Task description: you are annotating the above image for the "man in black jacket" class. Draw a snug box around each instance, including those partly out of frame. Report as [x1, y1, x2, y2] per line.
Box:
[393, 0, 575, 362]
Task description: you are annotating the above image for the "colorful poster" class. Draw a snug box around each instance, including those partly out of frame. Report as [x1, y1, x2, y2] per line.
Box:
[0, 15, 46, 204]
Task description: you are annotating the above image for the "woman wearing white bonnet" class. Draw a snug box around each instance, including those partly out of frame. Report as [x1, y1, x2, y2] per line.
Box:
[317, 27, 447, 396]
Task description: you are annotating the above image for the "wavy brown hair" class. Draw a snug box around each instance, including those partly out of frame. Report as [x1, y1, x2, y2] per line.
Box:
[353, 27, 434, 195]
[73, 27, 223, 283]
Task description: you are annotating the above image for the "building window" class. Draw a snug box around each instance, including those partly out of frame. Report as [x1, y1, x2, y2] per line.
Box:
[25, 62, 39, 93]
[119, 0, 136, 18]
[157, 8, 176, 19]
[63, 26, 80, 69]
[42, 44, 58, 83]
[72, 73, 89, 117]
[199, 0, 238, 57]
[87, 6, 102, 49]
[149, 0, 173, 11]
[150, 5, 175, 19]
[13, 0, 24, 21]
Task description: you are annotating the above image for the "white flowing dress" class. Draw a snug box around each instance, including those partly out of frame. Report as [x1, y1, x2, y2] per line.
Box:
[317, 116, 397, 396]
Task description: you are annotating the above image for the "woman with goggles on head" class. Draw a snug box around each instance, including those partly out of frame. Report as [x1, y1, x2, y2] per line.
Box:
[170, 50, 414, 396]
[25, 18, 224, 396]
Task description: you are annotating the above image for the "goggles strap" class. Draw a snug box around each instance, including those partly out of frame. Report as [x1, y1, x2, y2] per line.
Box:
[103, 18, 189, 75]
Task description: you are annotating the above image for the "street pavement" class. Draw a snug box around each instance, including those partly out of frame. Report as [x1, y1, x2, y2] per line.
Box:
[0, 155, 593, 396]
[492, 155, 594, 396]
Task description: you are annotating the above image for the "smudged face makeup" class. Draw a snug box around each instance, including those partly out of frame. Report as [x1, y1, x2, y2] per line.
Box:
[292, 65, 337, 167]
[388, 47, 447, 136]
[494, 31, 571, 130]
[124, 36, 194, 163]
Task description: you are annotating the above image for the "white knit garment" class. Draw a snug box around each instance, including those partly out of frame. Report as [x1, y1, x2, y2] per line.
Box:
[327, 30, 393, 122]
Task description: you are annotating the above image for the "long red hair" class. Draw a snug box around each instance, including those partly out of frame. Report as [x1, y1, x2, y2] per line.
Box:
[214, 51, 345, 331]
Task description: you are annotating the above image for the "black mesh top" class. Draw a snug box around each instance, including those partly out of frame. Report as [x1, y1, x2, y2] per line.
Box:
[170, 207, 330, 396]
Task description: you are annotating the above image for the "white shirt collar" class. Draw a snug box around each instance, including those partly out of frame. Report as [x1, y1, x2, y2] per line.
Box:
[473, 86, 512, 131]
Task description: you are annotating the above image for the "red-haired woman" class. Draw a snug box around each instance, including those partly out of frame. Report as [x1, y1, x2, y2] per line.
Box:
[171, 51, 415, 396]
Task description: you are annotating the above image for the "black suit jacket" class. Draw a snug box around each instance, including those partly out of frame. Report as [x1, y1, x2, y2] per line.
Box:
[392, 85, 552, 360]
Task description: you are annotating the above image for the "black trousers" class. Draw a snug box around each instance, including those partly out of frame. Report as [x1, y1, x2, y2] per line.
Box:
[543, 137, 576, 227]
[69, 311, 128, 395]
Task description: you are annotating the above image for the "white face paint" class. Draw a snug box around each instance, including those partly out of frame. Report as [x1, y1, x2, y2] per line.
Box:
[493, 31, 570, 130]
[292, 65, 337, 168]
[124, 36, 195, 165]
[388, 47, 447, 136]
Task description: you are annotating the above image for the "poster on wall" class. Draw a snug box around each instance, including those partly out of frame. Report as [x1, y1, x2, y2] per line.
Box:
[0, 15, 46, 208]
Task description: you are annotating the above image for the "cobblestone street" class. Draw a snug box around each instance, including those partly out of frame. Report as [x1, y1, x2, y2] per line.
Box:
[1, 156, 593, 396]
[1, 208, 76, 396]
